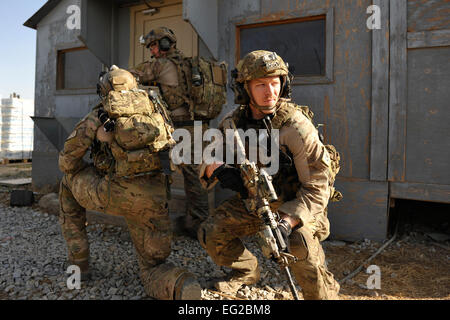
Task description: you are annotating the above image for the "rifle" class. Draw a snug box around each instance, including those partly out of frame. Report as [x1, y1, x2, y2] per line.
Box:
[141, 85, 175, 199]
[230, 120, 300, 300]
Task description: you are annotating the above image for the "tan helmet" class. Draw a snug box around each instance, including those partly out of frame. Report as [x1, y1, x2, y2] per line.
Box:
[231, 50, 292, 105]
[97, 65, 138, 99]
[141, 27, 177, 50]
[235, 50, 289, 82]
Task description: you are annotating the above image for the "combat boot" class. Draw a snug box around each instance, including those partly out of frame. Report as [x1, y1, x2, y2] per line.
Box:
[174, 273, 202, 300]
[142, 263, 202, 300]
[214, 268, 260, 295]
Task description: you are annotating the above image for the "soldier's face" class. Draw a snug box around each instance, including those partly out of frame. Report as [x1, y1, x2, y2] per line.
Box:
[248, 76, 281, 113]
[149, 42, 161, 58]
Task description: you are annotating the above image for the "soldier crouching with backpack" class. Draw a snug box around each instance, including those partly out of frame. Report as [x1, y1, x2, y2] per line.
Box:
[58, 66, 201, 300]
[130, 27, 227, 238]
[197, 51, 341, 300]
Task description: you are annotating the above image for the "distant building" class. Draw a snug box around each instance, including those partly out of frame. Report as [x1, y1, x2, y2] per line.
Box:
[24, 0, 450, 240]
[0, 93, 34, 161]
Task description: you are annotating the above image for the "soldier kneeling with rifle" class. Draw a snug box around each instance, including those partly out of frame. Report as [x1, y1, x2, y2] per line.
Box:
[198, 50, 341, 300]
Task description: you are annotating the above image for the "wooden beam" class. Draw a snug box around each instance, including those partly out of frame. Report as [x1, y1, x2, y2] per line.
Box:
[370, 0, 389, 181]
[408, 29, 450, 49]
[390, 182, 450, 204]
[388, 0, 407, 182]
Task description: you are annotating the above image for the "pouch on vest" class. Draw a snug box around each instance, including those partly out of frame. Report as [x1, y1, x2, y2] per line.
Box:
[114, 113, 169, 152]
[104, 89, 175, 153]
[104, 90, 153, 117]
[110, 141, 162, 177]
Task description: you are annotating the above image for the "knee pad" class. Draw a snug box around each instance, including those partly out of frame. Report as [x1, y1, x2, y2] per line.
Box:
[289, 227, 313, 261]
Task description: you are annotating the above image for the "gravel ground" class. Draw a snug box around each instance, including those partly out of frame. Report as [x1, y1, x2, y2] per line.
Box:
[0, 203, 297, 300]
[1, 200, 448, 301]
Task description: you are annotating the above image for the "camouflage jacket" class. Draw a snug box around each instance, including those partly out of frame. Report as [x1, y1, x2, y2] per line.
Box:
[59, 105, 102, 174]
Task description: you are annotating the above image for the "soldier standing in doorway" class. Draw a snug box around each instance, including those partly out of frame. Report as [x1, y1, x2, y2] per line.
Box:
[130, 27, 210, 238]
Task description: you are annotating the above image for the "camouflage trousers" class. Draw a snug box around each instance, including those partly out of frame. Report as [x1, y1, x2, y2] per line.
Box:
[177, 123, 210, 227]
[59, 165, 182, 299]
[198, 195, 340, 300]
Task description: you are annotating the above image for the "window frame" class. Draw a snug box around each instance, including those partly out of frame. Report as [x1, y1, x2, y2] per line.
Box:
[235, 7, 334, 85]
[55, 46, 103, 95]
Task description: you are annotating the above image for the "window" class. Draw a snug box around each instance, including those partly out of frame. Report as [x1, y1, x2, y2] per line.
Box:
[56, 47, 103, 90]
[236, 10, 334, 85]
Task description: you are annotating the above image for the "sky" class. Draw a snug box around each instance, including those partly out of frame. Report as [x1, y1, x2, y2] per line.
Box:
[0, 0, 48, 100]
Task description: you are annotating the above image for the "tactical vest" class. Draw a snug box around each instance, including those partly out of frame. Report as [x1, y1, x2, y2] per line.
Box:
[230, 101, 342, 203]
[92, 89, 175, 178]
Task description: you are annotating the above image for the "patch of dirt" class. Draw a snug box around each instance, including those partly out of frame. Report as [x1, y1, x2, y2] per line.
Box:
[324, 236, 450, 300]
[0, 162, 32, 179]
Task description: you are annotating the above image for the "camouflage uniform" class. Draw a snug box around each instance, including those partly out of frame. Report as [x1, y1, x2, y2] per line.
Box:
[197, 51, 340, 300]
[58, 66, 200, 300]
[130, 28, 209, 234]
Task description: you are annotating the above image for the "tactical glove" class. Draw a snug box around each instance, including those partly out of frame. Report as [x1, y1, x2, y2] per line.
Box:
[211, 164, 248, 199]
[276, 219, 292, 252]
[98, 109, 115, 132]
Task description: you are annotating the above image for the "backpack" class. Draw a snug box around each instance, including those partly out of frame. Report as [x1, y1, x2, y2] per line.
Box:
[101, 89, 175, 177]
[103, 89, 174, 151]
[168, 54, 227, 120]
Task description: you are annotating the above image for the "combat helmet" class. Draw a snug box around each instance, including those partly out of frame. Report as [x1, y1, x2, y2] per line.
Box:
[231, 50, 292, 106]
[96, 66, 139, 132]
[140, 27, 177, 51]
[96, 65, 138, 99]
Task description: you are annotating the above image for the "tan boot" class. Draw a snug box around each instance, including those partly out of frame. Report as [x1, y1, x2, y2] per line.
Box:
[214, 268, 260, 295]
[174, 274, 202, 300]
[142, 263, 202, 300]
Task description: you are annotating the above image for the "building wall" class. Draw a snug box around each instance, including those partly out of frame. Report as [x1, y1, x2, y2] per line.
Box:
[33, 0, 85, 192]
[388, 0, 450, 203]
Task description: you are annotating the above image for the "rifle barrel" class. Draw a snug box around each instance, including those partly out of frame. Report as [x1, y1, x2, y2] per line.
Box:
[283, 266, 300, 300]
